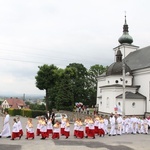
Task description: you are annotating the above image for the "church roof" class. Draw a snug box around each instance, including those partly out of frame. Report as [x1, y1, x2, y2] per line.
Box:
[118, 15, 133, 44]
[106, 49, 131, 76]
[125, 46, 150, 71]
[116, 91, 146, 99]
[106, 62, 131, 76]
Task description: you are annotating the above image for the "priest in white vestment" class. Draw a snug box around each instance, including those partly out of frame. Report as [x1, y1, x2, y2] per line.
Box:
[0, 111, 11, 138]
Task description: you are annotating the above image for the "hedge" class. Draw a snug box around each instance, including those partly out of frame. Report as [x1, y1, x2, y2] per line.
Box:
[6, 108, 46, 118]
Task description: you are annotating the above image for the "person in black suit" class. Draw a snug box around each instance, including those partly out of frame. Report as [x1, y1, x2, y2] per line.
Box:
[51, 112, 55, 125]
[45, 111, 50, 120]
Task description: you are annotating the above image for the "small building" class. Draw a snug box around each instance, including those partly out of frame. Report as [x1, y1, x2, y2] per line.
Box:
[1, 97, 26, 110]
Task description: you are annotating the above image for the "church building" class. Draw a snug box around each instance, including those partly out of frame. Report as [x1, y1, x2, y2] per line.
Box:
[96, 16, 150, 116]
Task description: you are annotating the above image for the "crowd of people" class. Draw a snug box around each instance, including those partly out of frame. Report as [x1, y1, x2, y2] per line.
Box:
[73, 113, 150, 139]
[0, 111, 150, 140]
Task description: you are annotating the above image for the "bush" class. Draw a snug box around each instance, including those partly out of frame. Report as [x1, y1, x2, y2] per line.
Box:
[8, 108, 14, 116]
[21, 109, 32, 118]
[7, 108, 46, 118]
[32, 110, 46, 118]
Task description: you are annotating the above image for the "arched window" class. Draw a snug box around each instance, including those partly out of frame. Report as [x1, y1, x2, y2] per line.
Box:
[106, 97, 109, 108]
[118, 102, 121, 106]
[132, 102, 135, 108]
[100, 101, 102, 105]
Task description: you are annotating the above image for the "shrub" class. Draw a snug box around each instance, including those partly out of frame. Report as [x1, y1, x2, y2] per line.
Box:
[22, 109, 32, 118]
[32, 110, 46, 118]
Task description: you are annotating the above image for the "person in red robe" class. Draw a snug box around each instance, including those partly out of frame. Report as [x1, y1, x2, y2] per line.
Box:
[36, 116, 42, 136]
[11, 118, 21, 140]
[26, 118, 35, 140]
[17, 117, 23, 137]
[76, 118, 84, 139]
[40, 117, 48, 139]
[86, 117, 95, 139]
[52, 121, 60, 139]
[64, 119, 70, 139]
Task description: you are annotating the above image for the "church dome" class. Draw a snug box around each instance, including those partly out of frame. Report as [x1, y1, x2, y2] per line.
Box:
[118, 15, 133, 44]
[106, 49, 131, 76]
[106, 62, 131, 76]
[118, 33, 133, 44]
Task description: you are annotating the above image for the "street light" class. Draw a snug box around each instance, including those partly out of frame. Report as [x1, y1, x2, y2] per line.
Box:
[122, 63, 126, 116]
[122, 45, 126, 116]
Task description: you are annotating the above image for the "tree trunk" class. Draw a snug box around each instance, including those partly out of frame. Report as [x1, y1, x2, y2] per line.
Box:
[45, 89, 49, 111]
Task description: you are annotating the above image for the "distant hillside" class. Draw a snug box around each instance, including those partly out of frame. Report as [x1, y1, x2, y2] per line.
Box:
[0, 94, 44, 101]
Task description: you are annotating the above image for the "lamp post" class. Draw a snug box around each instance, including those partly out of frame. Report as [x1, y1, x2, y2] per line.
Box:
[122, 45, 126, 116]
[122, 63, 126, 116]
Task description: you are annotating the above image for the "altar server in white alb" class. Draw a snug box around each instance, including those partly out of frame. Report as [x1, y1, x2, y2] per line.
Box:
[0, 110, 11, 138]
[64, 119, 70, 139]
[116, 114, 123, 135]
[109, 113, 116, 136]
[11, 118, 21, 140]
[17, 117, 23, 137]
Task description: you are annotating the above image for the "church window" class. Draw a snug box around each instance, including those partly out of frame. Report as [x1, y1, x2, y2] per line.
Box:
[108, 80, 110, 84]
[132, 102, 135, 108]
[100, 101, 102, 105]
[106, 97, 109, 108]
[125, 80, 128, 83]
[115, 80, 119, 83]
[118, 102, 121, 106]
[100, 89, 102, 93]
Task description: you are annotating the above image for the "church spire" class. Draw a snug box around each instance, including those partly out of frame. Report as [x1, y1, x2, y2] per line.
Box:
[118, 14, 133, 44]
[116, 48, 122, 62]
[123, 15, 128, 32]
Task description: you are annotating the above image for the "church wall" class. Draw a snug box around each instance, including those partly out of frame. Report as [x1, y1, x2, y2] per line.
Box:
[113, 44, 138, 60]
[106, 75, 132, 86]
[133, 68, 150, 112]
[125, 99, 145, 116]
[99, 87, 124, 114]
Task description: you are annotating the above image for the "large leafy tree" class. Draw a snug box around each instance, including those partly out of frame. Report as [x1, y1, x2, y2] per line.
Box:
[87, 64, 107, 106]
[35, 64, 58, 111]
[67, 63, 88, 105]
[55, 67, 76, 111]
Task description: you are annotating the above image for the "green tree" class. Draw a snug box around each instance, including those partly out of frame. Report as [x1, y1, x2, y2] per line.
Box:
[29, 103, 46, 111]
[67, 63, 88, 105]
[55, 67, 76, 111]
[87, 64, 107, 106]
[35, 64, 58, 111]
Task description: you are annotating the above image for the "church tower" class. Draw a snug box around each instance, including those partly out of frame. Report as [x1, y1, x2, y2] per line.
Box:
[113, 15, 139, 60]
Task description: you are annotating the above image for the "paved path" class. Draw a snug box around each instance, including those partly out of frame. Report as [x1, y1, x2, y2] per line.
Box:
[0, 116, 150, 150]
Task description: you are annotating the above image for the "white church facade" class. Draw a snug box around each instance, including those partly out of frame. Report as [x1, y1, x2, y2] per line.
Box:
[96, 16, 150, 116]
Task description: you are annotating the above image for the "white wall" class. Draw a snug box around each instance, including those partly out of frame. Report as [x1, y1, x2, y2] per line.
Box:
[133, 68, 150, 112]
[125, 99, 145, 116]
[1, 100, 10, 109]
[113, 44, 139, 60]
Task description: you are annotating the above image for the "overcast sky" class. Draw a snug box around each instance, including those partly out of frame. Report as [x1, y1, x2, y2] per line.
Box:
[0, 0, 150, 97]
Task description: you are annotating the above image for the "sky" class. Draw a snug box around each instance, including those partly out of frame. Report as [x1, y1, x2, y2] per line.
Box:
[0, 0, 150, 97]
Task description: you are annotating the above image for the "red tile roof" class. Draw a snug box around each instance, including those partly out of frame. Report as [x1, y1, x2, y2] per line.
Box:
[6, 97, 26, 109]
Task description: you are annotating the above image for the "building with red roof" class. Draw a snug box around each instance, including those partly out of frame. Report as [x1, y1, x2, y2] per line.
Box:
[1, 97, 26, 110]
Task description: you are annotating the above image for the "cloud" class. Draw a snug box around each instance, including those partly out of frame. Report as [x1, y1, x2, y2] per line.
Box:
[0, 0, 150, 96]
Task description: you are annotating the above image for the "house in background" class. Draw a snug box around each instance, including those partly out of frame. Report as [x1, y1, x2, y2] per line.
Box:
[1, 97, 26, 110]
